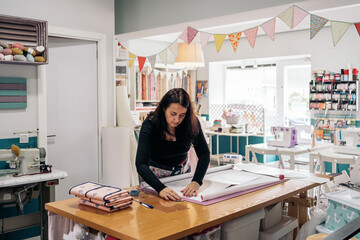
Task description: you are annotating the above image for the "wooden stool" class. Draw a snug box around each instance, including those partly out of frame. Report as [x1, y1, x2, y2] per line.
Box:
[306, 233, 358, 240]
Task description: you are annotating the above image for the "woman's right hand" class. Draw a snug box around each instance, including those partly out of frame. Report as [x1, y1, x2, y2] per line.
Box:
[159, 187, 181, 201]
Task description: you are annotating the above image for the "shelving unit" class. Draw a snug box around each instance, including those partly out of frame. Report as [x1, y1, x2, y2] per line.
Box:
[0, 14, 48, 65]
[309, 80, 358, 111]
[313, 114, 356, 140]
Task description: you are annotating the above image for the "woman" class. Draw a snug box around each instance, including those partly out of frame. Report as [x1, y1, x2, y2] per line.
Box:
[135, 88, 210, 201]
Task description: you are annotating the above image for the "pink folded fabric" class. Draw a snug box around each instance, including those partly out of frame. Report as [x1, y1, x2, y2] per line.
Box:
[78, 196, 133, 207]
[78, 199, 132, 212]
[69, 181, 129, 202]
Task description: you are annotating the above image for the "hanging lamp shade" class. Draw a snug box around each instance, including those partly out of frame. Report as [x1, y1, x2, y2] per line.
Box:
[174, 42, 204, 68]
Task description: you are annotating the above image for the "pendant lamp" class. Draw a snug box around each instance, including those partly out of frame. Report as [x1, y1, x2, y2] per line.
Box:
[174, 42, 204, 68]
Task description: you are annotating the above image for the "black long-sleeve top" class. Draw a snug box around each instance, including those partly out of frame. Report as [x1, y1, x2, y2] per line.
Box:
[135, 117, 210, 193]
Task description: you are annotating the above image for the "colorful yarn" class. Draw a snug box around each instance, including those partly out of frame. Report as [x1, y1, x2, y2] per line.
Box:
[11, 48, 23, 55]
[34, 56, 46, 62]
[0, 53, 4, 60]
[0, 41, 8, 48]
[0, 46, 2, 53]
[25, 54, 35, 62]
[4, 55, 13, 61]
[24, 47, 36, 56]
[2, 48, 12, 55]
[34, 46, 45, 55]
[14, 55, 27, 61]
[12, 43, 24, 50]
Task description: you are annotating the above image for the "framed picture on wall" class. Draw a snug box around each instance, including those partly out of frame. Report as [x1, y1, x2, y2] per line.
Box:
[116, 66, 126, 75]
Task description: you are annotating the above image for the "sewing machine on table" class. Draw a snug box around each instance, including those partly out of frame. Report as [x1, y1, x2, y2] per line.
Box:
[268, 126, 298, 148]
[333, 128, 360, 155]
[0, 147, 67, 239]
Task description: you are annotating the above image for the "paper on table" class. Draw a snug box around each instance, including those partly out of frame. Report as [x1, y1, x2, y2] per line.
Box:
[204, 169, 260, 185]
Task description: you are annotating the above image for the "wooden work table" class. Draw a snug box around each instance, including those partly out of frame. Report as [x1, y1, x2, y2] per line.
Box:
[45, 178, 324, 240]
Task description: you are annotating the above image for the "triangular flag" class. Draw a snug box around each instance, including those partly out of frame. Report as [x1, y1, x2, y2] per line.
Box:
[244, 27, 258, 49]
[261, 18, 276, 41]
[355, 23, 360, 37]
[138, 57, 146, 72]
[213, 34, 226, 53]
[167, 50, 176, 64]
[293, 6, 308, 28]
[331, 21, 351, 46]
[148, 55, 157, 72]
[278, 6, 294, 29]
[158, 49, 168, 65]
[228, 32, 242, 52]
[128, 52, 136, 68]
[179, 26, 198, 44]
[200, 32, 211, 49]
[168, 41, 178, 57]
[310, 14, 328, 39]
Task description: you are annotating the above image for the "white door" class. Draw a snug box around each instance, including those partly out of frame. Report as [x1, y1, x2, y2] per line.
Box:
[47, 37, 98, 201]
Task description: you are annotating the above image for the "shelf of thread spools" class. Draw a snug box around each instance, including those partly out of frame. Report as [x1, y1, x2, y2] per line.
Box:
[309, 66, 358, 111]
[0, 14, 48, 65]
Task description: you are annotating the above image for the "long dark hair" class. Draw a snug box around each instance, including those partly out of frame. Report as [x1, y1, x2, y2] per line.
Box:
[151, 88, 199, 147]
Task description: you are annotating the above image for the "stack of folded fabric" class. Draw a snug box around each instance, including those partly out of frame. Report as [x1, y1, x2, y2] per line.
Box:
[69, 182, 133, 212]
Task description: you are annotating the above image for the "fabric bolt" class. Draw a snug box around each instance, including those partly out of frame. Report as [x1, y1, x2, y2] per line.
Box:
[228, 32, 242, 52]
[78, 199, 132, 212]
[48, 211, 75, 240]
[261, 18, 276, 41]
[2, 48, 12, 55]
[34, 56, 46, 62]
[78, 195, 132, 207]
[310, 14, 328, 39]
[331, 21, 351, 46]
[14, 55, 27, 62]
[244, 27, 258, 48]
[200, 32, 211, 50]
[69, 181, 103, 196]
[293, 6, 308, 28]
[213, 34, 226, 53]
[12, 43, 24, 50]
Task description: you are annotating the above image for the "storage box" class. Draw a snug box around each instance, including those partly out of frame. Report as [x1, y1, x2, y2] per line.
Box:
[260, 202, 283, 231]
[187, 225, 221, 240]
[325, 189, 360, 239]
[221, 208, 265, 240]
[259, 215, 298, 240]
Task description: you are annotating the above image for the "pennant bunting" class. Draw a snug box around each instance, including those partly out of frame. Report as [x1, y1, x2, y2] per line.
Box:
[355, 23, 360, 37]
[168, 41, 178, 57]
[293, 6, 308, 28]
[179, 26, 198, 44]
[331, 21, 351, 46]
[158, 49, 168, 65]
[148, 55, 157, 72]
[228, 32, 242, 52]
[138, 56, 146, 72]
[128, 52, 136, 68]
[213, 34, 226, 53]
[261, 18, 276, 41]
[200, 32, 211, 49]
[278, 6, 294, 29]
[244, 27, 258, 49]
[167, 50, 176, 64]
[310, 14, 328, 39]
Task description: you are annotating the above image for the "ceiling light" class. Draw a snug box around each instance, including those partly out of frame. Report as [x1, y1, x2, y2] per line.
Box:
[174, 42, 205, 68]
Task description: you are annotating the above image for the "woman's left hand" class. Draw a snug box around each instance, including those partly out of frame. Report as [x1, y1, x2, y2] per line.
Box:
[181, 181, 200, 197]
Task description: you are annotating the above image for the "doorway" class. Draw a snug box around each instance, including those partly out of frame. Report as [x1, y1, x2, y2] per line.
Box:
[46, 37, 99, 201]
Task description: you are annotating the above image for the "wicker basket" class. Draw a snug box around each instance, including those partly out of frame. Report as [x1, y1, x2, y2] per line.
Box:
[224, 115, 240, 124]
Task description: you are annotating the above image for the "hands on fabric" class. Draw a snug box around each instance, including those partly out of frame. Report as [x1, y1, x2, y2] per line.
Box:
[181, 181, 200, 197]
[159, 187, 181, 201]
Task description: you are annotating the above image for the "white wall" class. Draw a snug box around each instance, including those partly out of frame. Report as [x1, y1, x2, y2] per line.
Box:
[0, 0, 115, 130]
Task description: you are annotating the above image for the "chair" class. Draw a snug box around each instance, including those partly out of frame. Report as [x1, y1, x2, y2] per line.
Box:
[317, 152, 357, 175]
[248, 145, 284, 168]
